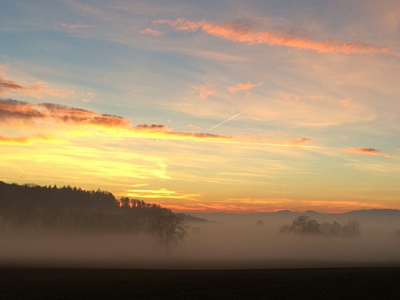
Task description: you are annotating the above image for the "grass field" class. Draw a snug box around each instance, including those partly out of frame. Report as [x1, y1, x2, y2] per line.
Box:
[1, 267, 400, 299]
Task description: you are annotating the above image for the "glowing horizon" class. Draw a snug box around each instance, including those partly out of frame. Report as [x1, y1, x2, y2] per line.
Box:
[1, 0, 400, 213]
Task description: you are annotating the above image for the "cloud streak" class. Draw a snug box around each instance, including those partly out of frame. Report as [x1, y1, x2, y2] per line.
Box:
[1, 99, 319, 150]
[0, 99, 130, 127]
[0, 99, 231, 142]
[0, 134, 57, 145]
[343, 147, 395, 158]
[60, 23, 91, 29]
[191, 83, 216, 100]
[157, 18, 392, 54]
[0, 78, 40, 94]
[127, 188, 200, 200]
[229, 82, 262, 94]
[0, 77, 69, 98]
[141, 28, 164, 36]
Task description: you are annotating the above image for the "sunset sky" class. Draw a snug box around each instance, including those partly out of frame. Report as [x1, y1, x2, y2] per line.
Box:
[1, 0, 400, 213]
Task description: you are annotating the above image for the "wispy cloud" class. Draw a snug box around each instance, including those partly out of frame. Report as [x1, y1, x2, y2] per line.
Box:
[60, 23, 91, 29]
[0, 78, 40, 94]
[0, 134, 52, 144]
[0, 99, 231, 141]
[238, 136, 311, 146]
[127, 188, 200, 200]
[157, 18, 393, 54]
[343, 147, 395, 158]
[228, 82, 261, 94]
[339, 98, 352, 106]
[141, 27, 164, 36]
[0, 99, 321, 151]
[344, 147, 382, 155]
[191, 83, 216, 100]
[162, 197, 295, 213]
[0, 99, 130, 127]
[0, 77, 70, 98]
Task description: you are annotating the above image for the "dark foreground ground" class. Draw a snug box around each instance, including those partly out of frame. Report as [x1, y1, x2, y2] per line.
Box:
[1, 267, 400, 300]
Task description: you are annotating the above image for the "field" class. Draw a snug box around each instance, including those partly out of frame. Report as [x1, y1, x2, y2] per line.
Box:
[1, 267, 400, 299]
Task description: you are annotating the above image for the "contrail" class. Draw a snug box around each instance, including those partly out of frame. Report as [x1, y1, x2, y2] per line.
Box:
[208, 99, 267, 131]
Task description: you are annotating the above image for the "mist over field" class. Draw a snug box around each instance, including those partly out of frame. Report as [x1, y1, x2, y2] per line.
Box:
[2, 211, 400, 269]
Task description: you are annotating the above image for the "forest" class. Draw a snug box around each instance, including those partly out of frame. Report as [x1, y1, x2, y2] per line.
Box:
[0, 181, 204, 246]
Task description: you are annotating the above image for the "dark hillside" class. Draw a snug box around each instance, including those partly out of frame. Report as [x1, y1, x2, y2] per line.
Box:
[0, 181, 180, 234]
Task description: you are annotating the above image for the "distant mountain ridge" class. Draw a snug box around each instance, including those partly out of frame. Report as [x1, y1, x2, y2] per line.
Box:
[190, 208, 400, 223]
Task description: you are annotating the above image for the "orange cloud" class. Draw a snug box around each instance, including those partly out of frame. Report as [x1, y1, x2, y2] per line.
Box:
[228, 82, 261, 94]
[344, 147, 382, 155]
[159, 197, 296, 213]
[162, 197, 398, 214]
[157, 18, 392, 54]
[127, 188, 200, 199]
[342, 147, 395, 158]
[340, 98, 351, 106]
[0, 78, 40, 94]
[288, 138, 311, 145]
[60, 23, 91, 29]
[0, 77, 69, 98]
[0, 99, 231, 142]
[134, 124, 169, 131]
[0, 135, 31, 144]
[240, 136, 311, 146]
[0, 99, 130, 127]
[141, 28, 164, 36]
[0, 134, 53, 144]
[2, 100, 320, 146]
[165, 131, 231, 140]
[191, 83, 216, 100]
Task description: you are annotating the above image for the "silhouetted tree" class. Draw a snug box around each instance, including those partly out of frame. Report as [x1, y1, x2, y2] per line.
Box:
[0, 181, 189, 238]
[281, 216, 361, 237]
[153, 215, 188, 251]
[280, 215, 321, 234]
[342, 220, 361, 237]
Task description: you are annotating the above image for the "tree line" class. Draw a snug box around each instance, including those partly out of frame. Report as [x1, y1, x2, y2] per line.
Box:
[0, 181, 194, 246]
[280, 215, 361, 237]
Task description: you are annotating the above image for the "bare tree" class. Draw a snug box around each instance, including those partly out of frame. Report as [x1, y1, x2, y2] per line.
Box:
[343, 220, 361, 236]
[280, 215, 321, 234]
[153, 215, 188, 251]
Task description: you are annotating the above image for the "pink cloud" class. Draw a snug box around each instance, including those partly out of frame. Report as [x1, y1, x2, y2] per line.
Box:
[228, 82, 262, 93]
[141, 28, 164, 36]
[0, 77, 69, 98]
[0, 99, 130, 127]
[134, 124, 169, 131]
[157, 18, 392, 54]
[60, 23, 91, 29]
[340, 98, 351, 106]
[342, 147, 396, 159]
[344, 147, 382, 155]
[191, 83, 216, 100]
[0, 99, 231, 141]
[2, 100, 315, 146]
[288, 138, 311, 145]
[0, 78, 40, 94]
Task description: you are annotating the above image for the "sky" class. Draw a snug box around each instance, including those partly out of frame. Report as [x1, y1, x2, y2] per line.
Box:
[1, 0, 400, 213]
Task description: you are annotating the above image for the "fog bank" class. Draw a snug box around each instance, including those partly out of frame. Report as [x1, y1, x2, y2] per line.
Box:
[1, 212, 400, 269]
